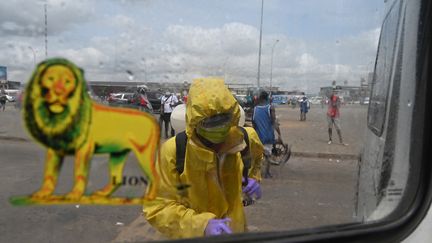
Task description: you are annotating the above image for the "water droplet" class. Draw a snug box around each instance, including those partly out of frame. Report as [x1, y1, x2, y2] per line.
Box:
[75, 205, 80, 208]
[126, 70, 134, 81]
[407, 100, 411, 107]
[99, 61, 104, 68]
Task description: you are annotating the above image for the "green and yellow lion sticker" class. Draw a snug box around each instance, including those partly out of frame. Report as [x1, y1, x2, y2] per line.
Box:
[10, 58, 160, 205]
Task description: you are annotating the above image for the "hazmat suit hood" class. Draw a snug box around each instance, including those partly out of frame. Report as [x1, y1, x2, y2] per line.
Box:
[185, 78, 240, 139]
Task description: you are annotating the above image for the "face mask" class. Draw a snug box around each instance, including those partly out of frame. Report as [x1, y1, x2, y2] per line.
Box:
[196, 125, 231, 144]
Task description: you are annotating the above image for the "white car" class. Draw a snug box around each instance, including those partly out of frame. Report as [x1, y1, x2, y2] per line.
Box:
[3, 94, 15, 102]
[107, 93, 134, 104]
[309, 97, 323, 105]
[362, 97, 370, 105]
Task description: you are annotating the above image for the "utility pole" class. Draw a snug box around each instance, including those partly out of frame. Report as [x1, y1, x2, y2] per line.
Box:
[257, 0, 264, 88]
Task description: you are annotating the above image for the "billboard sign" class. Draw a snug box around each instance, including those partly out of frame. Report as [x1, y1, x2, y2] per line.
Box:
[0, 66, 7, 81]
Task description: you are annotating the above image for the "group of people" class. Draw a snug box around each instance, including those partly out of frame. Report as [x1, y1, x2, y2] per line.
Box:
[295, 92, 346, 145]
[142, 79, 346, 239]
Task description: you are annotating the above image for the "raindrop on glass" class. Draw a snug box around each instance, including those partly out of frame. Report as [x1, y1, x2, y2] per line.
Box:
[407, 100, 412, 107]
[126, 70, 134, 81]
[99, 61, 104, 68]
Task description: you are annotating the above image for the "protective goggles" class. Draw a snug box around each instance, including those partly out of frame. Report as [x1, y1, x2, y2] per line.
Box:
[199, 113, 232, 129]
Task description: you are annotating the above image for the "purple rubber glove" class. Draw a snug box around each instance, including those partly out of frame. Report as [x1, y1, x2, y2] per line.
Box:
[242, 178, 262, 199]
[205, 218, 232, 236]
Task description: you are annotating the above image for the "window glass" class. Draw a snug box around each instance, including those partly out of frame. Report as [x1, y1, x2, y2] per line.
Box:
[367, 0, 402, 136]
[0, 0, 420, 242]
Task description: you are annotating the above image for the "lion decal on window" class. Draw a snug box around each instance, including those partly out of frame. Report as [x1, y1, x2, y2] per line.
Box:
[10, 58, 160, 205]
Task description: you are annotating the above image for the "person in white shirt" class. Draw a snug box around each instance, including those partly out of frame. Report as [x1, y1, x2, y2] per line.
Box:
[160, 91, 178, 138]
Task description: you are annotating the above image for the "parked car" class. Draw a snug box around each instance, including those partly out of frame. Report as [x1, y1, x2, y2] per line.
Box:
[361, 97, 370, 105]
[309, 96, 323, 105]
[234, 94, 247, 107]
[107, 93, 134, 106]
[147, 91, 163, 113]
[271, 95, 288, 105]
[6, 95, 16, 102]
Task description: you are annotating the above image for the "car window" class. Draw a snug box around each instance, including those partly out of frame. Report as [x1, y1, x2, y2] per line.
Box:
[0, 0, 428, 242]
[367, 0, 402, 136]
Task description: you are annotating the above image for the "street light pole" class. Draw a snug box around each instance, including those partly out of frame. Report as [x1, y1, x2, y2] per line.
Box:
[257, 0, 264, 89]
[270, 39, 279, 94]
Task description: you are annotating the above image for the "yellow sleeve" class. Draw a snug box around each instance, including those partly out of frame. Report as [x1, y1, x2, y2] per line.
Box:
[245, 127, 264, 182]
[142, 138, 216, 239]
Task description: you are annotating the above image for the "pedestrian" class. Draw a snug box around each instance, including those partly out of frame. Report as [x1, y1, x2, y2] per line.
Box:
[135, 87, 152, 112]
[327, 89, 347, 145]
[143, 78, 264, 239]
[181, 90, 188, 104]
[299, 96, 310, 121]
[252, 90, 283, 178]
[160, 90, 178, 138]
[0, 88, 6, 112]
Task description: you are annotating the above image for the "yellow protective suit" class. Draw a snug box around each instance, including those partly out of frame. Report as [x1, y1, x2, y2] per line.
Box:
[143, 78, 263, 239]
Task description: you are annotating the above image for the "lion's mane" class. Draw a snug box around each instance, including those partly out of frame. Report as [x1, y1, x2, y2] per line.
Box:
[23, 58, 92, 152]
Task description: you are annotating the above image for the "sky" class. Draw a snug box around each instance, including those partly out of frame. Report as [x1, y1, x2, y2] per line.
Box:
[0, 0, 388, 93]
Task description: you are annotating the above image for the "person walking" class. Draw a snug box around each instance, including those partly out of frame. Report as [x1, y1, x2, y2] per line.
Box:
[160, 91, 178, 138]
[252, 90, 283, 178]
[327, 89, 347, 145]
[143, 78, 264, 238]
[135, 87, 152, 112]
[0, 88, 7, 112]
[299, 96, 310, 121]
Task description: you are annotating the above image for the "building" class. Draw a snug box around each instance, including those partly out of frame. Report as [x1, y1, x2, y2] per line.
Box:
[319, 85, 363, 102]
[88, 81, 191, 97]
[0, 80, 21, 90]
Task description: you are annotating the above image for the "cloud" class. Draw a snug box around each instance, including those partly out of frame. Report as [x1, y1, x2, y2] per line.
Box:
[53, 47, 109, 67]
[0, 1, 382, 93]
[0, 0, 95, 36]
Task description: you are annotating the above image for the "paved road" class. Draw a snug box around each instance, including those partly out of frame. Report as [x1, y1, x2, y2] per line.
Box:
[274, 104, 367, 158]
[0, 141, 145, 243]
[0, 103, 368, 158]
[114, 157, 358, 242]
[0, 102, 364, 242]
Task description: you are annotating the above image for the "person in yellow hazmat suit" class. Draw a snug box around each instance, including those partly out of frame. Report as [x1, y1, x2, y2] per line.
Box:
[143, 78, 264, 239]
